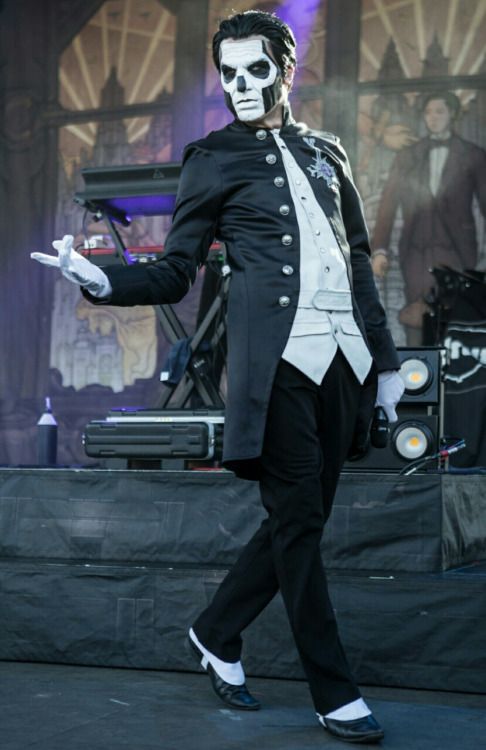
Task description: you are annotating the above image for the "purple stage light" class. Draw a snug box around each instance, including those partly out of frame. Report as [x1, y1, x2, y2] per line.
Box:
[76, 163, 181, 221]
[277, 0, 321, 48]
[99, 194, 176, 218]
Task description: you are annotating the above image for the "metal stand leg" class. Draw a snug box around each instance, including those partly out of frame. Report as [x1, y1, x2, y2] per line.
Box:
[103, 213, 227, 409]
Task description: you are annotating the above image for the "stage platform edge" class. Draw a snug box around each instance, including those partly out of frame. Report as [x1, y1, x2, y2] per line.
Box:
[1, 467, 485, 573]
[1, 559, 485, 694]
[1, 467, 486, 693]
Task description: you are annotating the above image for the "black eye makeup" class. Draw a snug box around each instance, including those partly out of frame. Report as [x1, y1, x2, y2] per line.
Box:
[221, 65, 236, 83]
[248, 60, 271, 78]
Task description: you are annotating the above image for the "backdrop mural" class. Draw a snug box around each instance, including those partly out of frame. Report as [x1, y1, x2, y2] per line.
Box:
[357, 1, 486, 348]
[0, 0, 485, 465]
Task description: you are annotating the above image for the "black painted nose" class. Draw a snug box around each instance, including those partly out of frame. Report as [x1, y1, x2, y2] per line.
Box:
[236, 75, 246, 93]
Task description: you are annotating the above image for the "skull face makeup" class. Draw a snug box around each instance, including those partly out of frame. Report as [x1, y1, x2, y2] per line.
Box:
[219, 38, 283, 122]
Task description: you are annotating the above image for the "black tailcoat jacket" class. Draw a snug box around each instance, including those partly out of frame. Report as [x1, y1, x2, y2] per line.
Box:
[86, 117, 400, 479]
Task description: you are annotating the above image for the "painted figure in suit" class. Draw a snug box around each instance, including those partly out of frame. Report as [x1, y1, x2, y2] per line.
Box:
[32, 11, 404, 744]
[372, 92, 486, 343]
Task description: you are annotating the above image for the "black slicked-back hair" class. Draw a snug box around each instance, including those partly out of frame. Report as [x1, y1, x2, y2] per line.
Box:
[421, 91, 461, 120]
[212, 10, 297, 76]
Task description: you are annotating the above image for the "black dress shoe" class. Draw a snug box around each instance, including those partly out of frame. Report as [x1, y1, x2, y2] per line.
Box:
[188, 636, 260, 711]
[321, 714, 384, 744]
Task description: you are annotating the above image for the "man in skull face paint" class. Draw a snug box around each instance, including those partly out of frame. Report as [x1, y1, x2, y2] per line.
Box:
[219, 37, 282, 122]
[32, 10, 404, 745]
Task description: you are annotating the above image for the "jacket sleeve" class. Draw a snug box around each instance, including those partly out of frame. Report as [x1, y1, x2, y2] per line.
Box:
[337, 143, 401, 371]
[83, 145, 224, 307]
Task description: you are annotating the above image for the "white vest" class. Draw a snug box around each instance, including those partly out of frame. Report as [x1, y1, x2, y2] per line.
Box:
[271, 129, 372, 385]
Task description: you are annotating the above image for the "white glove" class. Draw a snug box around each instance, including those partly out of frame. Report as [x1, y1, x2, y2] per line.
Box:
[375, 370, 405, 422]
[31, 234, 112, 298]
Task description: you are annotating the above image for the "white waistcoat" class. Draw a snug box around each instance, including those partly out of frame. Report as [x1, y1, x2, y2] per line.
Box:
[271, 129, 372, 385]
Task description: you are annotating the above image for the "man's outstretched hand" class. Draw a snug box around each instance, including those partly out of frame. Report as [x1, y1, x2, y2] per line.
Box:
[31, 234, 112, 298]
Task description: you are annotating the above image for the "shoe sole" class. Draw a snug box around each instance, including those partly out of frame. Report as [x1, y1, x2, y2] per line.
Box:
[323, 724, 384, 744]
[187, 636, 260, 711]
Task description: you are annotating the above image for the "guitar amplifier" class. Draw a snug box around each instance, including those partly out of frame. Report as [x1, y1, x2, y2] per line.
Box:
[83, 409, 224, 460]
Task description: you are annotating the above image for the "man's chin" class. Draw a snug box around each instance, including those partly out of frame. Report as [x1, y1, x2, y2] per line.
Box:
[235, 108, 266, 123]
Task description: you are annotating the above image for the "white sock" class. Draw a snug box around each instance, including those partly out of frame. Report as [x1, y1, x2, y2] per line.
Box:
[189, 628, 245, 686]
[318, 697, 372, 723]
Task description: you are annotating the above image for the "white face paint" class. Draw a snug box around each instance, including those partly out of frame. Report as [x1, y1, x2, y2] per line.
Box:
[220, 38, 280, 122]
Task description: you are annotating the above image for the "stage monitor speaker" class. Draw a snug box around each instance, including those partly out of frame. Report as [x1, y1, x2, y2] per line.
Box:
[344, 347, 443, 472]
[396, 347, 442, 405]
[345, 414, 440, 471]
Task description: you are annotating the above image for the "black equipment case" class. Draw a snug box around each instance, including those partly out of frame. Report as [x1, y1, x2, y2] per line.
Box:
[83, 409, 224, 460]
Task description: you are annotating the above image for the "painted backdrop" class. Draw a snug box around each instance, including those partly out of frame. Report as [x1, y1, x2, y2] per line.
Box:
[0, 0, 485, 464]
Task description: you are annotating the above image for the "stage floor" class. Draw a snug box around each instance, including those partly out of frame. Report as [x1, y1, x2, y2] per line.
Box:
[1, 661, 485, 750]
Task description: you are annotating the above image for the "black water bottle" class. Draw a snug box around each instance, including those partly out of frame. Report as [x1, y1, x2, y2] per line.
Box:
[37, 397, 58, 465]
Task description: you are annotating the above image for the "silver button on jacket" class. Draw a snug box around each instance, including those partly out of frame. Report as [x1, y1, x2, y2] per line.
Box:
[265, 154, 277, 165]
[256, 129, 267, 140]
[282, 265, 294, 275]
[281, 234, 293, 246]
[278, 296, 290, 307]
[274, 176, 285, 187]
[279, 204, 290, 215]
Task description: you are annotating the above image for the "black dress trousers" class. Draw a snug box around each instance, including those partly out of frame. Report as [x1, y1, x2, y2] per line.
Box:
[193, 349, 364, 714]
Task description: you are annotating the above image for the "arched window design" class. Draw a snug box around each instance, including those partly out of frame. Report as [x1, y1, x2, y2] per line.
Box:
[52, 0, 178, 394]
[59, 0, 176, 181]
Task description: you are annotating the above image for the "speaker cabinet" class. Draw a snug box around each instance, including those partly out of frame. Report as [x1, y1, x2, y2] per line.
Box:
[396, 347, 442, 405]
[345, 414, 440, 471]
[344, 347, 443, 472]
